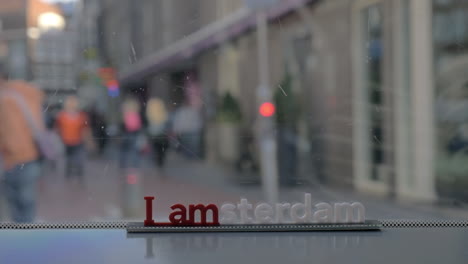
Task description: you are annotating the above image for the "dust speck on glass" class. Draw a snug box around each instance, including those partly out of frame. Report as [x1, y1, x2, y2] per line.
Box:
[0, 0, 467, 224]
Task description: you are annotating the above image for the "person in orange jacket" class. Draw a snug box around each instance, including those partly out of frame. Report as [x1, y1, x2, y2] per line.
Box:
[55, 95, 92, 182]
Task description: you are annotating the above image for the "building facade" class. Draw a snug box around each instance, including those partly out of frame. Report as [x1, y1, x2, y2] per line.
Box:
[34, 1, 79, 109]
[76, 0, 108, 112]
[0, 0, 30, 81]
[0, 0, 79, 109]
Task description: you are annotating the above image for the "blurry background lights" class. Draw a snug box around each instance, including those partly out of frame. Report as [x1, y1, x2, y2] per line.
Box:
[38, 12, 65, 30]
[259, 102, 275, 117]
[27, 27, 41, 39]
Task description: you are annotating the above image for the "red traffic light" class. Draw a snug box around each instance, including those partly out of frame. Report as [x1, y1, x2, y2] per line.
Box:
[259, 102, 275, 117]
[106, 80, 119, 89]
[127, 174, 138, 185]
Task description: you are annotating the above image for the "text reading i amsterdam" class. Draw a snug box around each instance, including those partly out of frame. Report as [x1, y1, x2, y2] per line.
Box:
[144, 193, 366, 226]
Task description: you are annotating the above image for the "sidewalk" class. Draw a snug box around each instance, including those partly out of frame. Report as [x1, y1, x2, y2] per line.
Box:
[161, 154, 468, 221]
[15, 150, 468, 222]
[35, 153, 245, 222]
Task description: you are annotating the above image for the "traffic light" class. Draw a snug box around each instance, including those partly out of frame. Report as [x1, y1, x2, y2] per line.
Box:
[126, 173, 138, 185]
[106, 79, 119, 97]
[259, 102, 275, 117]
[99, 68, 120, 97]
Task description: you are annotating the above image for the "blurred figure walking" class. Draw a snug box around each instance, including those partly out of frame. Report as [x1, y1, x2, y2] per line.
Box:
[120, 97, 144, 169]
[146, 98, 170, 168]
[89, 106, 108, 156]
[172, 101, 203, 159]
[55, 96, 91, 182]
[0, 66, 44, 222]
[119, 97, 145, 218]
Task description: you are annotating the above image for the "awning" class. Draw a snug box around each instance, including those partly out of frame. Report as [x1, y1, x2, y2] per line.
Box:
[120, 0, 316, 85]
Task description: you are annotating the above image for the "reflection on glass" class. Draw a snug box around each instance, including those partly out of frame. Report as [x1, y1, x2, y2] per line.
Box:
[128, 233, 372, 259]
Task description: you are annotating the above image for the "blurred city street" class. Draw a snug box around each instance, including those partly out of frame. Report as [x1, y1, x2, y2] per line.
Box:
[1, 0, 468, 224]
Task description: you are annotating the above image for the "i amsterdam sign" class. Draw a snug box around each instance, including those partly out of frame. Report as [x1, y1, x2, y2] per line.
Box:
[127, 194, 381, 232]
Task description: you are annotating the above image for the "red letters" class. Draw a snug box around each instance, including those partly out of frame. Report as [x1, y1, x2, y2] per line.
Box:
[144, 196, 155, 226]
[169, 204, 187, 224]
[188, 204, 219, 225]
[143, 197, 220, 226]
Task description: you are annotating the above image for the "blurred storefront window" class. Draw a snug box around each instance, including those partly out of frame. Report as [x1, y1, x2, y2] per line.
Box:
[433, 0, 468, 202]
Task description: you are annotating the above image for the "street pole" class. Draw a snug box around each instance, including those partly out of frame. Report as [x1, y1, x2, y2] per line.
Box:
[256, 11, 279, 204]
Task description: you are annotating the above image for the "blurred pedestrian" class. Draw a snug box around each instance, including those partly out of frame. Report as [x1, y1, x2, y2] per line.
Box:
[172, 101, 203, 158]
[274, 73, 300, 186]
[120, 97, 144, 169]
[89, 106, 108, 156]
[0, 65, 44, 222]
[42, 107, 62, 173]
[55, 96, 91, 182]
[119, 97, 147, 218]
[146, 98, 170, 168]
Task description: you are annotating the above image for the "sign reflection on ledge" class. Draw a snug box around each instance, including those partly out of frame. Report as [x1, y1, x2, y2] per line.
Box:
[127, 233, 382, 259]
